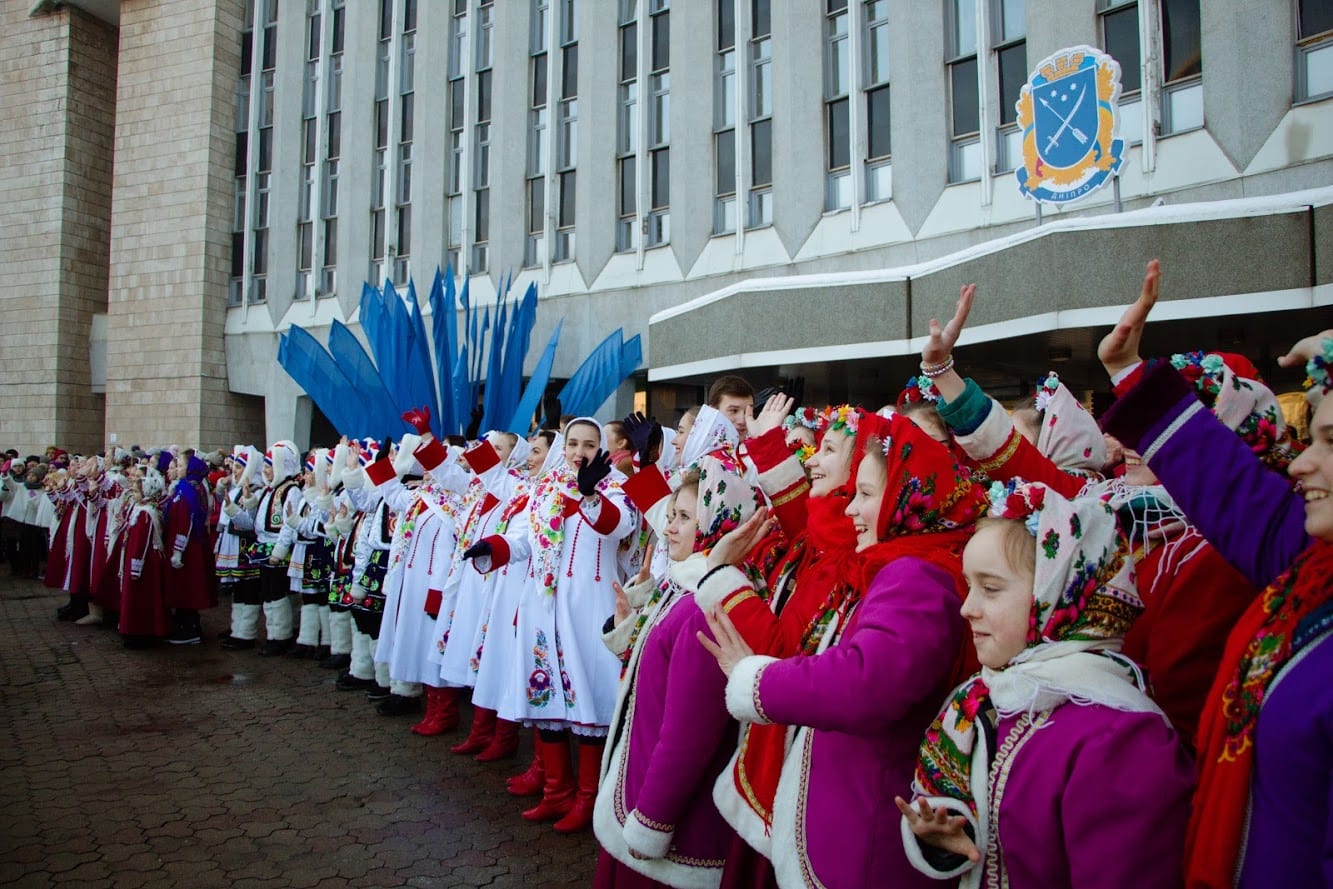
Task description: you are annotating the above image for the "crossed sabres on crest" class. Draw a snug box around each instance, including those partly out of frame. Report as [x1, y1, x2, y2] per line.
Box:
[1016, 56, 1121, 190]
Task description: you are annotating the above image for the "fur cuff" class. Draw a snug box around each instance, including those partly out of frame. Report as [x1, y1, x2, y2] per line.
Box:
[602, 614, 637, 658]
[623, 809, 674, 860]
[340, 468, 364, 490]
[954, 398, 1015, 467]
[694, 564, 752, 615]
[463, 440, 500, 474]
[621, 573, 661, 610]
[899, 796, 979, 880]
[725, 656, 778, 725]
[364, 459, 396, 487]
[622, 465, 672, 517]
[756, 455, 807, 505]
[415, 438, 449, 472]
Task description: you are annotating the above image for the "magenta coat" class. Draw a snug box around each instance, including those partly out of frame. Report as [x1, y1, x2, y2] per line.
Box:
[725, 558, 964, 889]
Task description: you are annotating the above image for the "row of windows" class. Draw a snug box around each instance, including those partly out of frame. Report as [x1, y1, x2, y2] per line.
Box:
[227, 0, 1333, 307]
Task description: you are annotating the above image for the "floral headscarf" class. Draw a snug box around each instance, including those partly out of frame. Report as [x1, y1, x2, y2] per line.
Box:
[1170, 350, 1300, 470]
[911, 481, 1157, 826]
[1033, 372, 1106, 476]
[693, 451, 766, 553]
[678, 405, 739, 470]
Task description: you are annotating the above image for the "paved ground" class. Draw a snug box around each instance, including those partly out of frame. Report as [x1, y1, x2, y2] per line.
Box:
[0, 573, 597, 888]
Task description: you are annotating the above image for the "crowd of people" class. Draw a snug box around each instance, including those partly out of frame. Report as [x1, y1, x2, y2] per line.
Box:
[3, 260, 1331, 889]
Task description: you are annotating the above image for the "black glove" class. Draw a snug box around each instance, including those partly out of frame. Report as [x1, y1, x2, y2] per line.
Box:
[462, 540, 492, 560]
[465, 405, 485, 440]
[375, 436, 393, 462]
[753, 386, 781, 408]
[577, 450, 614, 497]
[622, 412, 663, 465]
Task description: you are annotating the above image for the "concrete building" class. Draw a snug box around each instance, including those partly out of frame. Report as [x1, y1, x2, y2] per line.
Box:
[2, 0, 1331, 452]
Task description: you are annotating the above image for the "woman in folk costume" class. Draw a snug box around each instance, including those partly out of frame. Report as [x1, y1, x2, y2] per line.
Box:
[244, 440, 303, 655]
[444, 431, 534, 760]
[923, 285, 1106, 497]
[464, 418, 639, 833]
[283, 449, 340, 660]
[162, 453, 216, 645]
[484, 430, 565, 797]
[117, 462, 172, 646]
[218, 446, 264, 650]
[700, 410, 986, 889]
[898, 481, 1193, 888]
[594, 453, 765, 889]
[695, 398, 864, 885]
[51, 457, 99, 621]
[1098, 270, 1333, 888]
[319, 442, 357, 671]
[366, 419, 473, 725]
[337, 439, 395, 695]
[84, 458, 124, 627]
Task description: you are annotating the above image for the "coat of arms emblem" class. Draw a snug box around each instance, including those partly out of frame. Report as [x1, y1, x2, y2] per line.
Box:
[1015, 45, 1125, 204]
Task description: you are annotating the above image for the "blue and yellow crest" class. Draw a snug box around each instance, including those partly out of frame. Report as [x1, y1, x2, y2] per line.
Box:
[1015, 45, 1124, 204]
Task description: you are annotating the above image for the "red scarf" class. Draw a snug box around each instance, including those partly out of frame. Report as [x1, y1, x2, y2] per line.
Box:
[1185, 538, 1333, 888]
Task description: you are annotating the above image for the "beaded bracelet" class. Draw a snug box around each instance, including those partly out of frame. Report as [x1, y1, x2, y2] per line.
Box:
[920, 356, 955, 378]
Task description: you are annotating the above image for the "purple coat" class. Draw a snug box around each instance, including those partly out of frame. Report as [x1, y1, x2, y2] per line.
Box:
[1102, 361, 1329, 886]
[595, 585, 737, 889]
[726, 557, 963, 889]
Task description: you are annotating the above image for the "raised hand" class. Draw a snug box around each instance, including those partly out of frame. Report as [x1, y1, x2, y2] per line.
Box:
[894, 797, 981, 862]
[923, 283, 977, 368]
[623, 412, 664, 466]
[376, 437, 393, 462]
[462, 540, 492, 560]
[746, 393, 795, 440]
[612, 581, 632, 628]
[577, 449, 614, 496]
[401, 405, 432, 435]
[1098, 259, 1160, 378]
[696, 607, 755, 678]
[465, 405, 485, 440]
[1277, 329, 1333, 369]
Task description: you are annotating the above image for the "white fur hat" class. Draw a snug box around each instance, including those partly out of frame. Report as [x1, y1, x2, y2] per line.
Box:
[266, 440, 301, 484]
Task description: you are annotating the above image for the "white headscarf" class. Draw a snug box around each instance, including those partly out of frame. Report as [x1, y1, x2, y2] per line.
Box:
[678, 405, 739, 470]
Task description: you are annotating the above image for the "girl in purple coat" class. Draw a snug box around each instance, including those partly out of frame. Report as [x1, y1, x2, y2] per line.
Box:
[593, 453, 765, 889]
[897, 480, 1194, 889]
[700, 410, 986, 889]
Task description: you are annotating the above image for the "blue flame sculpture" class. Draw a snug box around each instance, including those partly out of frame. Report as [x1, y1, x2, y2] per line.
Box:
[277, 267, 642, 440]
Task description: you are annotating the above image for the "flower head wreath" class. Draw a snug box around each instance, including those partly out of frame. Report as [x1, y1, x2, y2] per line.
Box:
[988, 479, 1045, 537]
[1304, 338, 1333, 405]
[783, 405, 828, 434]
[898, 375, 942, 406]
[1170, 351, 1228, 401]
[822, 404, 861, 437]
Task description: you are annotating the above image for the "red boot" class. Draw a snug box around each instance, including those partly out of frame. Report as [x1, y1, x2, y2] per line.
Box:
[507, 732, 544, 797]
[553, 739, 605, 833]
[451, 706, 497, 754]
[521, 735, 575, 822]
[475, 717, 520, 762]
[411, 686, 461, 736]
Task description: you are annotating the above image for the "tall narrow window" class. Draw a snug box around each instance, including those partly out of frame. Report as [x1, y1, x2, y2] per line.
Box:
[1298, 0, 1333, 101]
[554, 0, 578, 262]
[251, 0, 277, 304]
[320, 0, 342, 297]
[646, 0, 670, 246]
[297, 0, 319, 300]
[1098, 0, 1143, 143]
[615, 0, 638, 252]
[825, 0, 850, 211]
[713, 0, 736, 233]
[472, 0, 494, 272]
[526, 0, 551, 268]
[747, 0, 773, 228]
[230, 2, 253, 306]
[864, 0, 892, 201]
[1159, 0, 1202, 134]
[992, 0, 1026, 173]
[947, 0, 981, 182]
[393, 0, 416, 285]
[445, 2, 466, 272]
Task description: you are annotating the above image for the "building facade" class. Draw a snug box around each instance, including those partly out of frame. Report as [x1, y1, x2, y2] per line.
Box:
[2, 0, 1331, 452]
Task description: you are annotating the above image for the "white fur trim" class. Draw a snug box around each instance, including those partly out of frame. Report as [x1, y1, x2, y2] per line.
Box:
[694, 564, 752, 615]
[756, 454, 806, 499]
[623, 810, 674, 860]
[769, 727, 811, 889]
[954, 398, 1013, 464]
[725, 656, 778, 725]
[602, 615, 637, 658]
[666, 552, 710, 594]
[622, 574, 662, 610]
[712, 749, 774, 857]
[899, 796, 981, 884]
[393, 433, 424, 477]
[340, 468, 364, 490]
[330, 442, 350, 490]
